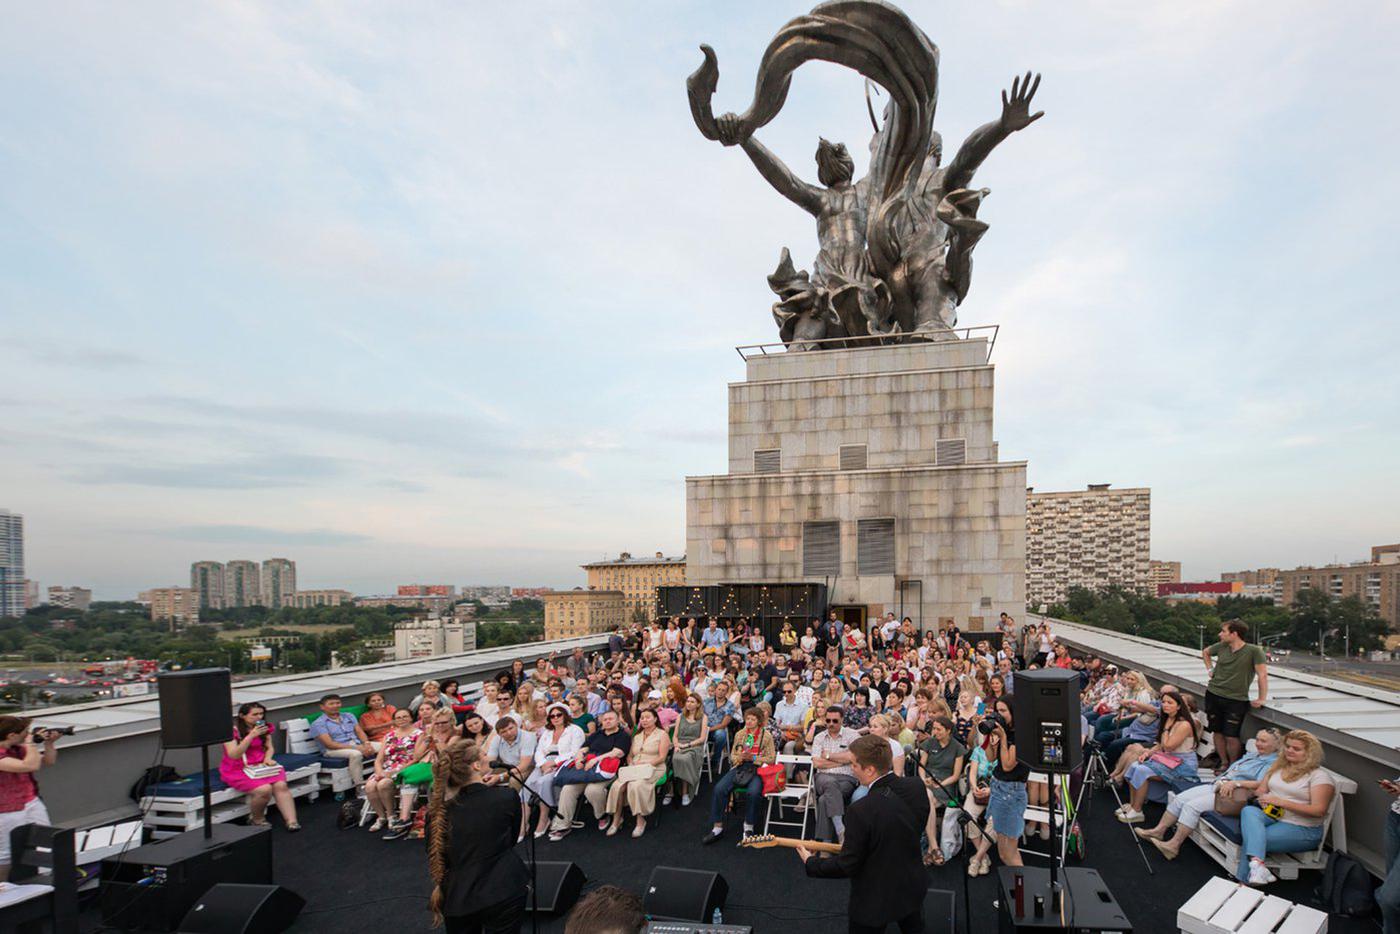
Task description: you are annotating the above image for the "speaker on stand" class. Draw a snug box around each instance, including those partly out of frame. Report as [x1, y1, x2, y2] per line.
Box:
[157, 668, 234, 842]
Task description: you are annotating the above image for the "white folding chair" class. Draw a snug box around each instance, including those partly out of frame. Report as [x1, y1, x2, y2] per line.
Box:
[764, 754, 813, 839]
[702, 734, 728, 784]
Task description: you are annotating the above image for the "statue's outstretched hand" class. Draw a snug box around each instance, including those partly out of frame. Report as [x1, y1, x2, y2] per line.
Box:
[716, 112, 743, 147]
[999, 71, 1044, 133]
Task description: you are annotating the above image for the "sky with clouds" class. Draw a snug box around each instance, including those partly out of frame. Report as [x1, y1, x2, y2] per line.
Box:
[3, 2, 1397, 599]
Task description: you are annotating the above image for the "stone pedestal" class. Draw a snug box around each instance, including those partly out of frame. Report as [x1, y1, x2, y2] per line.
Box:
[685, 337, 1025, 633]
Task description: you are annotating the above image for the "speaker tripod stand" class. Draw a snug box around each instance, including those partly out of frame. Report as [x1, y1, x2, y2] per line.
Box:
[1074, 743, 1154, 874]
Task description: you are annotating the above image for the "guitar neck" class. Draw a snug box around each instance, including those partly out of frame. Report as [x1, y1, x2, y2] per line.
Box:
[766, 836, 843, 854]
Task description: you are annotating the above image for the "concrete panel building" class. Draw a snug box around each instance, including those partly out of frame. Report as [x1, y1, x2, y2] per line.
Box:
[393, 618, 477, 660]
[1277, 546, 1400, 631]
[543, 589, 625, 640]
[1148, 560, 1181, 593]
[149, 587, 200, 626]
[583, 552, 686, 624]
[47, 586, 93, 611]
[224, 560, 261, 608]
[260, 558, 297, 610]
[686, 337, 1025, 634]
[1026, 484, 1151, 607]
[289, 589, 353, 608]
[190, 561, 226, 610]
[0, 509, 25, 619]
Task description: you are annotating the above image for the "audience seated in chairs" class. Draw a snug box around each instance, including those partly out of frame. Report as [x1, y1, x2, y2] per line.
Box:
[309, 693, 376, 790]
[1115, 689, 1200, 824]
[604, 707, 671, 839]
[669, 693, 708, 807]
[358, 692, 396, 752]
[1135, 727, 1281, 859]
[549, 709, 630, 841]
[1234, 729, 1336, 886]
[700, 706, 776, 845]
[809, 705, 861, 844]
[526, 704, 586, 839]
[916, 715, 965, 867]
[363, 707, 425, 836]
[221, 703, 300, 831]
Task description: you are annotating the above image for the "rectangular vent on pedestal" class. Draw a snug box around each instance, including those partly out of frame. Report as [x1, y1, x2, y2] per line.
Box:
[857, 518, 895, 575]
[839, 444, 868, 470]
[753, 449, 781, 474]
[935, 438, 967, 466]
[802, 521, 840, 576]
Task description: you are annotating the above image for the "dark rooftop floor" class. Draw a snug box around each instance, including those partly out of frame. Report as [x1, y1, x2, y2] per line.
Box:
[79, 778, 1376, 933]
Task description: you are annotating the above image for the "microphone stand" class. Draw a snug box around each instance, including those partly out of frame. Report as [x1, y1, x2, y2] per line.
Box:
[509, 765, 564, 934]
[907, 745, 973, 934]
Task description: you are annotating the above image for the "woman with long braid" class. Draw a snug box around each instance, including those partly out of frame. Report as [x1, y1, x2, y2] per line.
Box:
[426, 739, 529, 933]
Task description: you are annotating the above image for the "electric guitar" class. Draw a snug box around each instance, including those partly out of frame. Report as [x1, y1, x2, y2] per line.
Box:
[737, 833, 843, 854]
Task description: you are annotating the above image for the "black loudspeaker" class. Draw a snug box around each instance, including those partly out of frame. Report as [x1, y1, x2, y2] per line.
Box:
[528, 861, 586, 914]
[923, 887, 957, 934]
[178, 884, 305, 934]
[101, 825, 272, 931]
[157, 668, 233, 748]
[1012, 668, 1082, 773]
[644, 866, 728, 922]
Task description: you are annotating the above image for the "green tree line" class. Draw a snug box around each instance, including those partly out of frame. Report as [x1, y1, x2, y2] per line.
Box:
[1049, 586, 1390, 654]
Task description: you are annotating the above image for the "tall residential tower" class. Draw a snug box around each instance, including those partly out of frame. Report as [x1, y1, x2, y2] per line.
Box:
[0, 510, 24, 619]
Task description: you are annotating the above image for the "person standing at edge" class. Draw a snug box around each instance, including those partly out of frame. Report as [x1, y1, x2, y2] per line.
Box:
[797, 734, 930, 934]
[1201, 619, 1268, 768]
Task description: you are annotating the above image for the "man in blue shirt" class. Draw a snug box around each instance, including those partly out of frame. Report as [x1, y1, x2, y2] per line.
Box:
[702, 681, 739, 773]
[308, 693, 374, 788]
[699, 619, 729, 654]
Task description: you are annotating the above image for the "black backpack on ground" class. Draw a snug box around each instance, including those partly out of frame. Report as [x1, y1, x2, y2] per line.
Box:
[1314, 851, 1375, 917]
[129, 765, 179, 801]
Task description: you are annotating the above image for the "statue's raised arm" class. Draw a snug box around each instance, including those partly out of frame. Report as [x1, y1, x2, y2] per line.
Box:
[714, 113, 824, 216]
[943, 71, 1043, 193]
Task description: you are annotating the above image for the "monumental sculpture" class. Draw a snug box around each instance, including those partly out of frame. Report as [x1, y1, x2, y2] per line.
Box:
[687, 0, 1043, 349]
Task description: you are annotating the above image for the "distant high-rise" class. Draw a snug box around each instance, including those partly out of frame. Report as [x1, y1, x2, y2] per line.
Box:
[261, 558, 297, 609]
[149, 587, 200, 627]
[0, 509, 24, 619]
[190, 561, 226, 609]
[1026, 484, 1151, 607]
[47, 586, 93, 611]
[1148, 560, 1182, 593]
[223, 560, 261, 608]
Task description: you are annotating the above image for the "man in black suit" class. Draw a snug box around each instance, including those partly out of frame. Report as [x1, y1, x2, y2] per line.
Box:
[797, 734, 931, 933]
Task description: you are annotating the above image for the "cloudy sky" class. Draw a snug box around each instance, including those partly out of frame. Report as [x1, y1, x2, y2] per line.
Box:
[3, 2, 1397, 598]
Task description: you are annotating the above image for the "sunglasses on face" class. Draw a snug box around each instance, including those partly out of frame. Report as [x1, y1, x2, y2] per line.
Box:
[826, 717, 841, 724]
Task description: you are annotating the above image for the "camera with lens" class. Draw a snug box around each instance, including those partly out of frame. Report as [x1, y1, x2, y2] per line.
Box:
[977, 711, 1008, 736]
[31, 725, 76, 742]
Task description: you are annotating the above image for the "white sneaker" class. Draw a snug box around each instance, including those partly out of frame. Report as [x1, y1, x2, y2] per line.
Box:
[1247, 861, 1277, 886]
[681, 794, 692, 806]
[1116, 808, 1145, 823]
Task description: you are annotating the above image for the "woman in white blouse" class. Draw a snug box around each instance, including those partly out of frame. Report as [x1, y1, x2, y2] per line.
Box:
[524, 703, 585, 838]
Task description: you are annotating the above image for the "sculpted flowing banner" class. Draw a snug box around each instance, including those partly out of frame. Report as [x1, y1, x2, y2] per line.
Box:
[687, 0, 1043, 349]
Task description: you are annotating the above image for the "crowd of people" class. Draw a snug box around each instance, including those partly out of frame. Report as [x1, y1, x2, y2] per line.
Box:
[202, 612, 1400, 933]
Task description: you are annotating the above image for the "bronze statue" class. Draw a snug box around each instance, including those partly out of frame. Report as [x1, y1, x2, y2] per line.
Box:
[687, 1, 1043, 348]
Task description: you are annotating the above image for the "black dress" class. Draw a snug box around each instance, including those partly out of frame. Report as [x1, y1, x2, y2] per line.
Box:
[439, 783, 529, 933]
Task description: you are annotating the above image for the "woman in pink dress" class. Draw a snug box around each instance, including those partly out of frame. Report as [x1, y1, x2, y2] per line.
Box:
[221, 703, 300, 831]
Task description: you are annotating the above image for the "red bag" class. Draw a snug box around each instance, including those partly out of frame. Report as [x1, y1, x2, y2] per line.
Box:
[758, 763, 786, 795]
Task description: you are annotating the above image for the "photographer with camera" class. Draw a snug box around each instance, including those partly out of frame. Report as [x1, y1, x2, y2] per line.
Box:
[0, 715, 63, 881]
[981, 697, 1029, 869]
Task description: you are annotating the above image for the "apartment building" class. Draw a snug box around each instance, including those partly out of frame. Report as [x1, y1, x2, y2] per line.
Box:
[543, 589, 625, 640]
[1026, 484, 1151, 607]
[582, 552, 686, 624]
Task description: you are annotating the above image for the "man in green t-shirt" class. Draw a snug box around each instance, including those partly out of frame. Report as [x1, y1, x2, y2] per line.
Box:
[1200, 619, 1268, 767]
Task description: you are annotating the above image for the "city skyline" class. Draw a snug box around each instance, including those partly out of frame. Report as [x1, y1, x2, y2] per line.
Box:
[4, 4, 1398, 598]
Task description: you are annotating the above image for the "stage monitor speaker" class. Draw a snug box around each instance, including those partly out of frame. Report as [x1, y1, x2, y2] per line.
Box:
[923, 887, 956, 934]
[1011, 667, 1082, 772]
[177, 884, 304, 934]
[644, 866, 728, 923]
[157, 668, 232, 748]
[995, 866, 1130, 932]
[527, 861, 586, 914]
